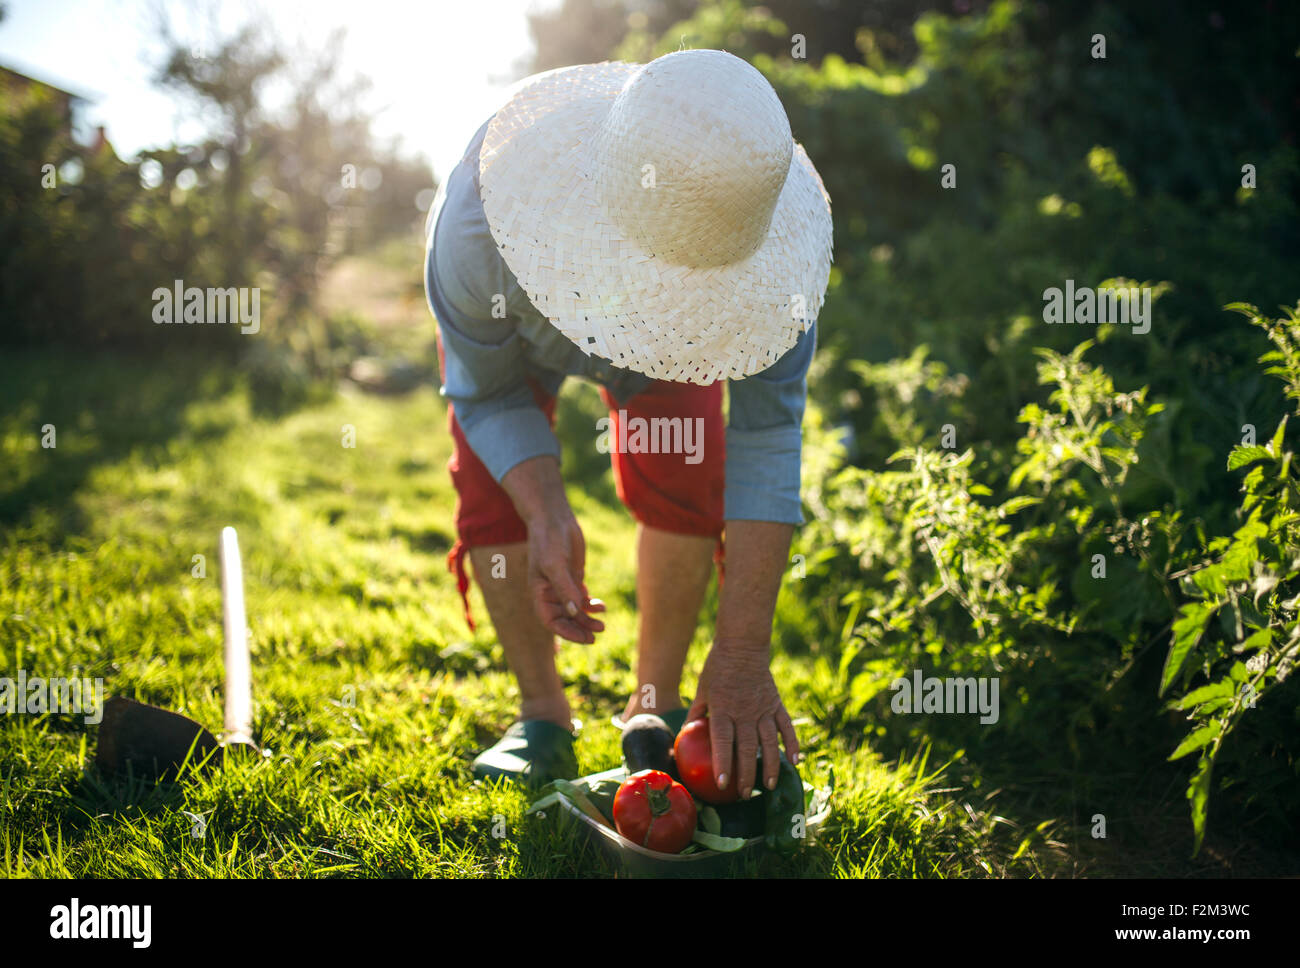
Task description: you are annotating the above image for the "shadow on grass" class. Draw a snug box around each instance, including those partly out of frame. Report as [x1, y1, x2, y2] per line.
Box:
[844, 676, 1300, 877]
[0, 348, 262, 542]
[11, 758, 204, 866]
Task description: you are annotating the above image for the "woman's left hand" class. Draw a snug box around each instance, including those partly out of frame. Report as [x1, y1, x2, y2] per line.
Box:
[685, 637, 800, 797]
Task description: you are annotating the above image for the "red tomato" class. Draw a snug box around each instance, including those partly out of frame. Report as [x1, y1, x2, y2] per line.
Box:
[672, 717, 740, 804]
[612, 769, 697, 853]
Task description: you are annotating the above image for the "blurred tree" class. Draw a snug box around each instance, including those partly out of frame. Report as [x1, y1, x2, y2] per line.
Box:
[0, 5, 433, 377]
[259, 30, 371, 324]
[527, 0, 979, 70]
[154, 18, 283, 285]
[528, 0, 694, 70]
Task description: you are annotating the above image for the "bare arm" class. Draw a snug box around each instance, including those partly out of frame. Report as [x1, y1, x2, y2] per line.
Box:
[500, 455, 605, 643]
[687, 519, 801, 797]
[716, 520, 793, 641]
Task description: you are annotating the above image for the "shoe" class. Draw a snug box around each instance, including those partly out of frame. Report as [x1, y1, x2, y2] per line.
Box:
[610, 706, 691, 737]
[471, 719, 579, 788]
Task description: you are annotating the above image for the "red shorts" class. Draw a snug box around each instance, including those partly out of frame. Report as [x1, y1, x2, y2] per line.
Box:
[437, 337, 727, 630]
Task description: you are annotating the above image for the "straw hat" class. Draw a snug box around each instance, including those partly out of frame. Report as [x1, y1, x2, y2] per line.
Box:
[478, 49, 833, 385]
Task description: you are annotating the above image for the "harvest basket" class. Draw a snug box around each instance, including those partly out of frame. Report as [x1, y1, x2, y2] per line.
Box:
[533, 765, 832, 877]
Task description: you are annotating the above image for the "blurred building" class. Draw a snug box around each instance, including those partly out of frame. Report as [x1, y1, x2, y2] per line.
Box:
[0, 62, 110, 153]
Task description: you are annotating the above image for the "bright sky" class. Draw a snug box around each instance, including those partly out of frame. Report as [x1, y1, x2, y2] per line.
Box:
[0, 0, 551, 180]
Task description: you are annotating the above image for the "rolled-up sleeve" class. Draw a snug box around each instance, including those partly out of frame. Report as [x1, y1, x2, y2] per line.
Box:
[425, 225, 560, 482]
[438, 311, 561, 481]
[724, 321, 815, 524]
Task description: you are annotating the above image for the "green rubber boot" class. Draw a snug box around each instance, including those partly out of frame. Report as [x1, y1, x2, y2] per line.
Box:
[471, 720, 579, 788]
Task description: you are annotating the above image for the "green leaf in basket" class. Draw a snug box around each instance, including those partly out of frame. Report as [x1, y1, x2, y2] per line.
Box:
[582, 777, 623, 825]
[691, 829, 748, 852]
[552, 778, 615, 828]
[699, 804, 722, 836]
[528, 792, 561, 815]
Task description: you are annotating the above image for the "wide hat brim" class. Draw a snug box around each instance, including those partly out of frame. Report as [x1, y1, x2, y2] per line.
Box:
[478, 60, 834, 385]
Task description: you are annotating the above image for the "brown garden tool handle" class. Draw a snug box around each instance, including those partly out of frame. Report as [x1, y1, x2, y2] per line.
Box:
[220, 526, 253, 745]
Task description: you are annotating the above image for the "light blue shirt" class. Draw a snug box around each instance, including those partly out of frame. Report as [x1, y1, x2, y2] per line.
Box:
[424, 119, 813, 524]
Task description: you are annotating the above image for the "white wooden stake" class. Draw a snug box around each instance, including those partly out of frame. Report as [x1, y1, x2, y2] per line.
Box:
[220, 526, 253, 745]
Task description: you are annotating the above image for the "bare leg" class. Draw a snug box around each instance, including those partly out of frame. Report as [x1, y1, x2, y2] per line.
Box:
[621, 524, 716, 721]
[469, 542, 572, 729]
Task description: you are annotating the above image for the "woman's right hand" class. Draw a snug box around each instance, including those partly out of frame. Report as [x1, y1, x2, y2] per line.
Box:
[502, 456, 606, 643]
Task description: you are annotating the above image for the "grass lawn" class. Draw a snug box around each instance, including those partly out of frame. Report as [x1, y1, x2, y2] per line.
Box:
[0, 347, 1064, 878]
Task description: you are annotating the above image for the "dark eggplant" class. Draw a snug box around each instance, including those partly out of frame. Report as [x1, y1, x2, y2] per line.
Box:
[763, 757, 805, 852]
[709, 751, 804, 842]
[621, 713, 676, 776]
[712, 794, 767, 838]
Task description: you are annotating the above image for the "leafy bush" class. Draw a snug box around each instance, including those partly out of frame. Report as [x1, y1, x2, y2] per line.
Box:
[802, 337, 1168, 745]
[1161, 304, 1300, 852]
[798, 302, 1300, 851]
